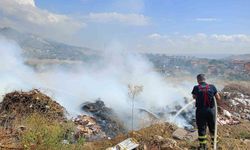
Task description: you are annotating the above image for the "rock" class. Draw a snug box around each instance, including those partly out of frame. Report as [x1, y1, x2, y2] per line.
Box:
[223, 109, 232, 119]
[154, 135, 165, 142]
[16, 125, 26, 132]
[172, 128, 188, 140]
[186, 130, 198, 142]
[246, 114, 250, 121]
[62, 140, 69, 144]
[243, 139, 250, 146]
[225, 132, 230, 137]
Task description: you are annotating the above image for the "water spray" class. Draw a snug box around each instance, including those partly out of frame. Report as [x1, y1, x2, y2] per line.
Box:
[172, 100, 195, 121]
[137, 107, 160, 120]
[173, 99, 218, 150]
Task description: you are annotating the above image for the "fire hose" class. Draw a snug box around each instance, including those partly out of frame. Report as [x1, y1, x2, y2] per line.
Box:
[213, 97, 218, 150]
[173, 98, 218, 150]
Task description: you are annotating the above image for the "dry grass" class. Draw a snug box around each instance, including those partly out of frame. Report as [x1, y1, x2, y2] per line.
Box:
[222, 83, 250, 96]
[18, 113, 85, 150]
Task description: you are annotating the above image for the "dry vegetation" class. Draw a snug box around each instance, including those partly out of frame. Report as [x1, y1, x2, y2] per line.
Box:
[222, 83, 250, 96]
[0, 84, 250, 149]
[0, 90, 85, 150]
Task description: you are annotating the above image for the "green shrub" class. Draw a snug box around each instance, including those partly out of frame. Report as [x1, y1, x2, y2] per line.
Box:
[239, 132, 250, 139]
[20, 114, 85, 150]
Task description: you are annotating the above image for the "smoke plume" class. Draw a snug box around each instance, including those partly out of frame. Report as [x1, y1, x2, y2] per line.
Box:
[0, 37, 194, 129]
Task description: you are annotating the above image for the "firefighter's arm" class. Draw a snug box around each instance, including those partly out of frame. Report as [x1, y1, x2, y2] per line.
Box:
[191, 86, 197, 99]
[215, 93, 221, 105]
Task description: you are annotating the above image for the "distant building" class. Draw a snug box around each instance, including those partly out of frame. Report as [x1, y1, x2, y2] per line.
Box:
[231, 60, 246, 71]
[244, 62, 250, 72]
[207, 65, 218, 75]
[191, 60, 209, 67]
[232, 60, 246, 64]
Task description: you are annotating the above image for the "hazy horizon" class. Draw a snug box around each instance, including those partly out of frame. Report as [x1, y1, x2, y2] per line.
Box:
[0, 0, 249, 54]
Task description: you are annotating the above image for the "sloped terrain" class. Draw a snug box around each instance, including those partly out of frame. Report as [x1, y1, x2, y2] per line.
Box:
[220, 83, 250, 121]
[0, 85, 249, 150]
[85, 121, 250, 150]
[0, 27, 99, 61]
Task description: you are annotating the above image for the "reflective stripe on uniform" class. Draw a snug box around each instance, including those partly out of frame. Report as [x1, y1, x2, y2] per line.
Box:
[199, 140, 207, 144]
[198, 135, 207, 139]
[198, 135, 207, 145]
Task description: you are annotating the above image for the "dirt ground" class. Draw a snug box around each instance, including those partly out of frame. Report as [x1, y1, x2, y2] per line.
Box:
[83, 121, 250, 150]
[0, 88, 250, 150]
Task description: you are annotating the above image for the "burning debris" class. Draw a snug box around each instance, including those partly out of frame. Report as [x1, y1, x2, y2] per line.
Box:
[82, 99, 126, 138]
[74, 115, 106, 141]
[0, 83, 249, 149]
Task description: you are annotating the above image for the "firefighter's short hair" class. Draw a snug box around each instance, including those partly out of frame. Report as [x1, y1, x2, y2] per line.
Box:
[197, 74, 206, 81]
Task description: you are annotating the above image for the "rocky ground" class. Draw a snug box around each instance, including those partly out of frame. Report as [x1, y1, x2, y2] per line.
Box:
[219, 83, 250, 121]
[0, 83, 249, 150]
[84, 121, 250, 150]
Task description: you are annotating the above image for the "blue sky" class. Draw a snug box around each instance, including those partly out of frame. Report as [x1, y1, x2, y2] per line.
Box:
[35, 0, 250, 34]
[0, 0, 250, 54]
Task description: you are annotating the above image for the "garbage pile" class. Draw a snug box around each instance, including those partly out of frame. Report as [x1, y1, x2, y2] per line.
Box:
[82, 99, 126, 138]
[0, 128, 22, 149]
[74, 115, 106, 141]
[220, 84, 250, 121]
[0, 89, 66, 126]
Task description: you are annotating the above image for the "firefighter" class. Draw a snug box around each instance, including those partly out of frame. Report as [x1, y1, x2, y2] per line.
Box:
[191, 74, 221, 150]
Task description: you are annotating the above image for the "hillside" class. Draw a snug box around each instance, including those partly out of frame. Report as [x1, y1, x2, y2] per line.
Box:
[0, 27, 99, 61]
[226, 54, 250, 61]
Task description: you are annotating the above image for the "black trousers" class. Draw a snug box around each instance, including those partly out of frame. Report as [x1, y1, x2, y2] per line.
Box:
[196, 107, 215, 137]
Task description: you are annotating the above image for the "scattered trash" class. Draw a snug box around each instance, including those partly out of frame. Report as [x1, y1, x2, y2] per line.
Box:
[106, 138, 139, 150]
[62, 139, 69, 144]
[0, 85, 249, 149]
[74, 115, 106, 141]
[220, 84, 250, 121]
[217, 117, 240, 125]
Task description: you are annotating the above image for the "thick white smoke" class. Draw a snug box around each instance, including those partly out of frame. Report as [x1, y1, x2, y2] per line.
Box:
[0, 37, 194, 129]
[0, 37, 37, 95]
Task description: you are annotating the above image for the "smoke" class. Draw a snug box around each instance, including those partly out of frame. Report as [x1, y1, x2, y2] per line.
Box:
[0, 36, 37, 94]
[0, 37, 194, 129]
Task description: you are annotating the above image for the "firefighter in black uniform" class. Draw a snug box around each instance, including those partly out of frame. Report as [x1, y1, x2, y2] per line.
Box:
[192, 74, 221, 150]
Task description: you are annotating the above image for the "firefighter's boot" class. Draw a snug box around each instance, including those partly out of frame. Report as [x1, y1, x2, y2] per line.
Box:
[198, 144, 208, 150]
